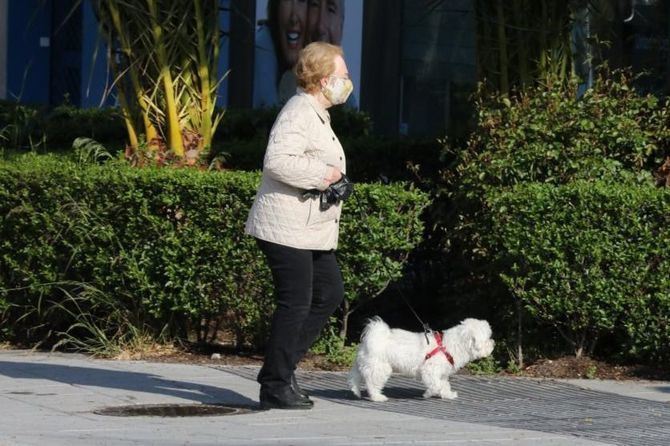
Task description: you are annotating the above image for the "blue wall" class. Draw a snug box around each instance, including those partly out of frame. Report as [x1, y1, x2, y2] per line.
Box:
[80, 1, 113, 108]
[217, 0, 231, 107]
[5, 1, 231, 108]
[6, 0, 51, 104]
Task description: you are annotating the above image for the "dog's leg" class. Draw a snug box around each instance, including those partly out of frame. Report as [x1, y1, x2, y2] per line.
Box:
[438, 376, 458, 400]
[363, 363, 391, 402]
[420, 365, 446, 399]
[348, 358, 363, 398]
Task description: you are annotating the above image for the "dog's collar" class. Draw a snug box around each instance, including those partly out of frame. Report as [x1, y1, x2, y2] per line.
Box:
[424, 331, 455, 366]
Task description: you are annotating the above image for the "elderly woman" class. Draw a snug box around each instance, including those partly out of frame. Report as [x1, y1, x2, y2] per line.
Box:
[245, 41, 354, 410]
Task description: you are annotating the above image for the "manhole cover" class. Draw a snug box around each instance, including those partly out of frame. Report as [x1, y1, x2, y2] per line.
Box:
[94, 403, 260, 417]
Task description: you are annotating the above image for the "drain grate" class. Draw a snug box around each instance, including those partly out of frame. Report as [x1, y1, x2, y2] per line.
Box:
[94, 403, 260, 417]
[221, 366, 670, 446]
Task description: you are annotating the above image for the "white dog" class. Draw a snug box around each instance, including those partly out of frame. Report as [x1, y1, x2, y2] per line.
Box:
[349, 317, 494, 402]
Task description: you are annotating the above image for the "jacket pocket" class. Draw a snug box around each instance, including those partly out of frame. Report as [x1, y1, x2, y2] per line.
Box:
[306, 197, 340, 226]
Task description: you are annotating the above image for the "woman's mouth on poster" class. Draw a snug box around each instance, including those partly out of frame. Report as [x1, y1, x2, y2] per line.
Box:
[286, 31, 301, 48]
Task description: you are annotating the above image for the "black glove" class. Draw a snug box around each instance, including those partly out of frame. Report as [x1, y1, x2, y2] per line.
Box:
[328, 173, 354, 201]
[302, 174, 354, 211]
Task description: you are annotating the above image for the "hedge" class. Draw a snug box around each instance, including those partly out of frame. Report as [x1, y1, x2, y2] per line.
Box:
[0, 102, 373, 153]
[489, 180, 670, 363]
[430, 70, 670, 362]
[0, 154, 429, 351]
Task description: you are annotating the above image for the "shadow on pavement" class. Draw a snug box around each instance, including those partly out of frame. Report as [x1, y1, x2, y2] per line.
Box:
[0, 360, 257, 406]
[310, 386, 425, 401]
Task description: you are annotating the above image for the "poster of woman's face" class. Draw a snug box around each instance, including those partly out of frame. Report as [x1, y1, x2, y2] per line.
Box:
[275, 0, 308, 71]
[254, 0, 361, 108]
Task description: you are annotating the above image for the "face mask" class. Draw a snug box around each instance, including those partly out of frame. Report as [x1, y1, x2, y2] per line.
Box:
[322, 76, 353, 105]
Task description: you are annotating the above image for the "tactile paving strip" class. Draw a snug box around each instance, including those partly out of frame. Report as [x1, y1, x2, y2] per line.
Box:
[220, 366, 670, 446]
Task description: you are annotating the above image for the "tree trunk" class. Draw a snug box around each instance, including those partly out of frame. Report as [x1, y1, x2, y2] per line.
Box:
[340, 299, 350, 341]
[194, 0, 212, 151]
[147, 0, 185, 156]
[106, 0, 158, 144]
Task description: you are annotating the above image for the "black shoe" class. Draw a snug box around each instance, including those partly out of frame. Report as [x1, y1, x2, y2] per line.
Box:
[260, 385, 313, 410]
[291, 373, 309, 399]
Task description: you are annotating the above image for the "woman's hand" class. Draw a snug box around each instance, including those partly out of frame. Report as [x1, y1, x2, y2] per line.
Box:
[326, 166, 343, 186]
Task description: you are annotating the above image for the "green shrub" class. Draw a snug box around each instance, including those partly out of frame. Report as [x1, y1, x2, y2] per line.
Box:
[0, 154, 428, 352]
[43, 105, 126, 148]
[0, 154, 270, 347]
[434, 69, 670, 357]
[446, 70, 670, 258]
[489, 180, 670, 363]
[0, 102, 126, 152]
[452, 71, 669, 192]
[0, 101, 46, 151]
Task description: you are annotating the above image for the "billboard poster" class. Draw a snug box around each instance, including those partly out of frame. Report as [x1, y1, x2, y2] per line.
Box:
[253, 0, 362, 109]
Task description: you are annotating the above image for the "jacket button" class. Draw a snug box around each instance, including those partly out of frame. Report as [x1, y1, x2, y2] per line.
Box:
[339, 156, 342, 160]
[332, 137, 335, 141]
[335, 219, 338, 223]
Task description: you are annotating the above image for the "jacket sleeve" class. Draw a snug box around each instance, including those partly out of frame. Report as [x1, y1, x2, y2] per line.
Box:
[263, 107, 332, 191]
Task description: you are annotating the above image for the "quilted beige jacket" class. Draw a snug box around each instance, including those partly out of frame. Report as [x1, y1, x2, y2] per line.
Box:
[245, 91, 346, 250]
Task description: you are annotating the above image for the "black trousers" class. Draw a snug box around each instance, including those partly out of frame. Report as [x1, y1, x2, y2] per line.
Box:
[256, 238, 344, 391]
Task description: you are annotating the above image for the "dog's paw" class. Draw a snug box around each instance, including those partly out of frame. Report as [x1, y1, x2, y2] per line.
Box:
[368, 393, 388, 402]
[439, 390, 458, 400]
[350, 387, 361, 398]
[422, 390, 435, 399]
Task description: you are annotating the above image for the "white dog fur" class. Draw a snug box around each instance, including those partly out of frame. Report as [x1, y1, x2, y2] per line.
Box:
[349, 317, 494, 402]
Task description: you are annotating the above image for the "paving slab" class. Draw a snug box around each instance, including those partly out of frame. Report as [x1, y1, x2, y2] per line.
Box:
[0, 350, 667, 445]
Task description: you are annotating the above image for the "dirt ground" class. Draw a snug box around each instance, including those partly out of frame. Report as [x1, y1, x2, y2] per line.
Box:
[3, 342, 667, 381]
[515, 356, 670, 381]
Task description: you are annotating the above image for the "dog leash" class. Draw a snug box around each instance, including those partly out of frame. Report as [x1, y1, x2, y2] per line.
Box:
[395, 290, 433, 345]
[354, 174, 433, 345]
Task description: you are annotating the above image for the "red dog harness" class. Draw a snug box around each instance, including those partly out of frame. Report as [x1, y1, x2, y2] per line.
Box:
[424, 331, 455, 366]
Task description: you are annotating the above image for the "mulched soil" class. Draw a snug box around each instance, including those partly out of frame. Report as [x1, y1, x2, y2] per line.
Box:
[118, 345, 670, 381]
[129, 346, 348, 372]
[517, 356, 670, 381]
[3, 343, 668, 381]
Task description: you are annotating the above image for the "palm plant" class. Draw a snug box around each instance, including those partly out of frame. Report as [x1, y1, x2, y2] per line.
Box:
[474, 0, 580, 94]
[92, 0, 226, 161]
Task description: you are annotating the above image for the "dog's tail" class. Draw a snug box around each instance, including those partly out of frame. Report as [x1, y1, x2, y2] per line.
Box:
[348, 317, 391, 398]
[360, 316, 391, 349]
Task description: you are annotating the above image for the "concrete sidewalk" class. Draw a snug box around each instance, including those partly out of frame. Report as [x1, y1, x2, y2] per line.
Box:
[0, 350, 668, 446]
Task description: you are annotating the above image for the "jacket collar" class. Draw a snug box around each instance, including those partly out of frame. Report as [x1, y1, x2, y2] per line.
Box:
[298, 89, 330, 124]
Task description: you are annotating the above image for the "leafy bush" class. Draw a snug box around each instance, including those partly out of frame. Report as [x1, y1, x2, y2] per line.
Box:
[489, 180, 670, 362]
[0, 101, 126, 152]
[445, 70, 670, 256]
[0, 154, 428, 353]
[452, 71, 669, 192]
[43, 105, 126, 148]
[433, 70, 670, 358]
[0, 101, 46, 151]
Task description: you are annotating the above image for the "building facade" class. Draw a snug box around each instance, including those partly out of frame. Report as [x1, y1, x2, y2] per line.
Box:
[1, 0, 669, 138]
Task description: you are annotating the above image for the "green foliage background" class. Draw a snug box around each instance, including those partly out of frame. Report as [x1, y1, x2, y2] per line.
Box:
[433, 70, 670, 364]
[489, 180, 670, 361]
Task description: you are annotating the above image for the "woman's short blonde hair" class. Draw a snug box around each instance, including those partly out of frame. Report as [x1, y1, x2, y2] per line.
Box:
[294, 42, 344, 93]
